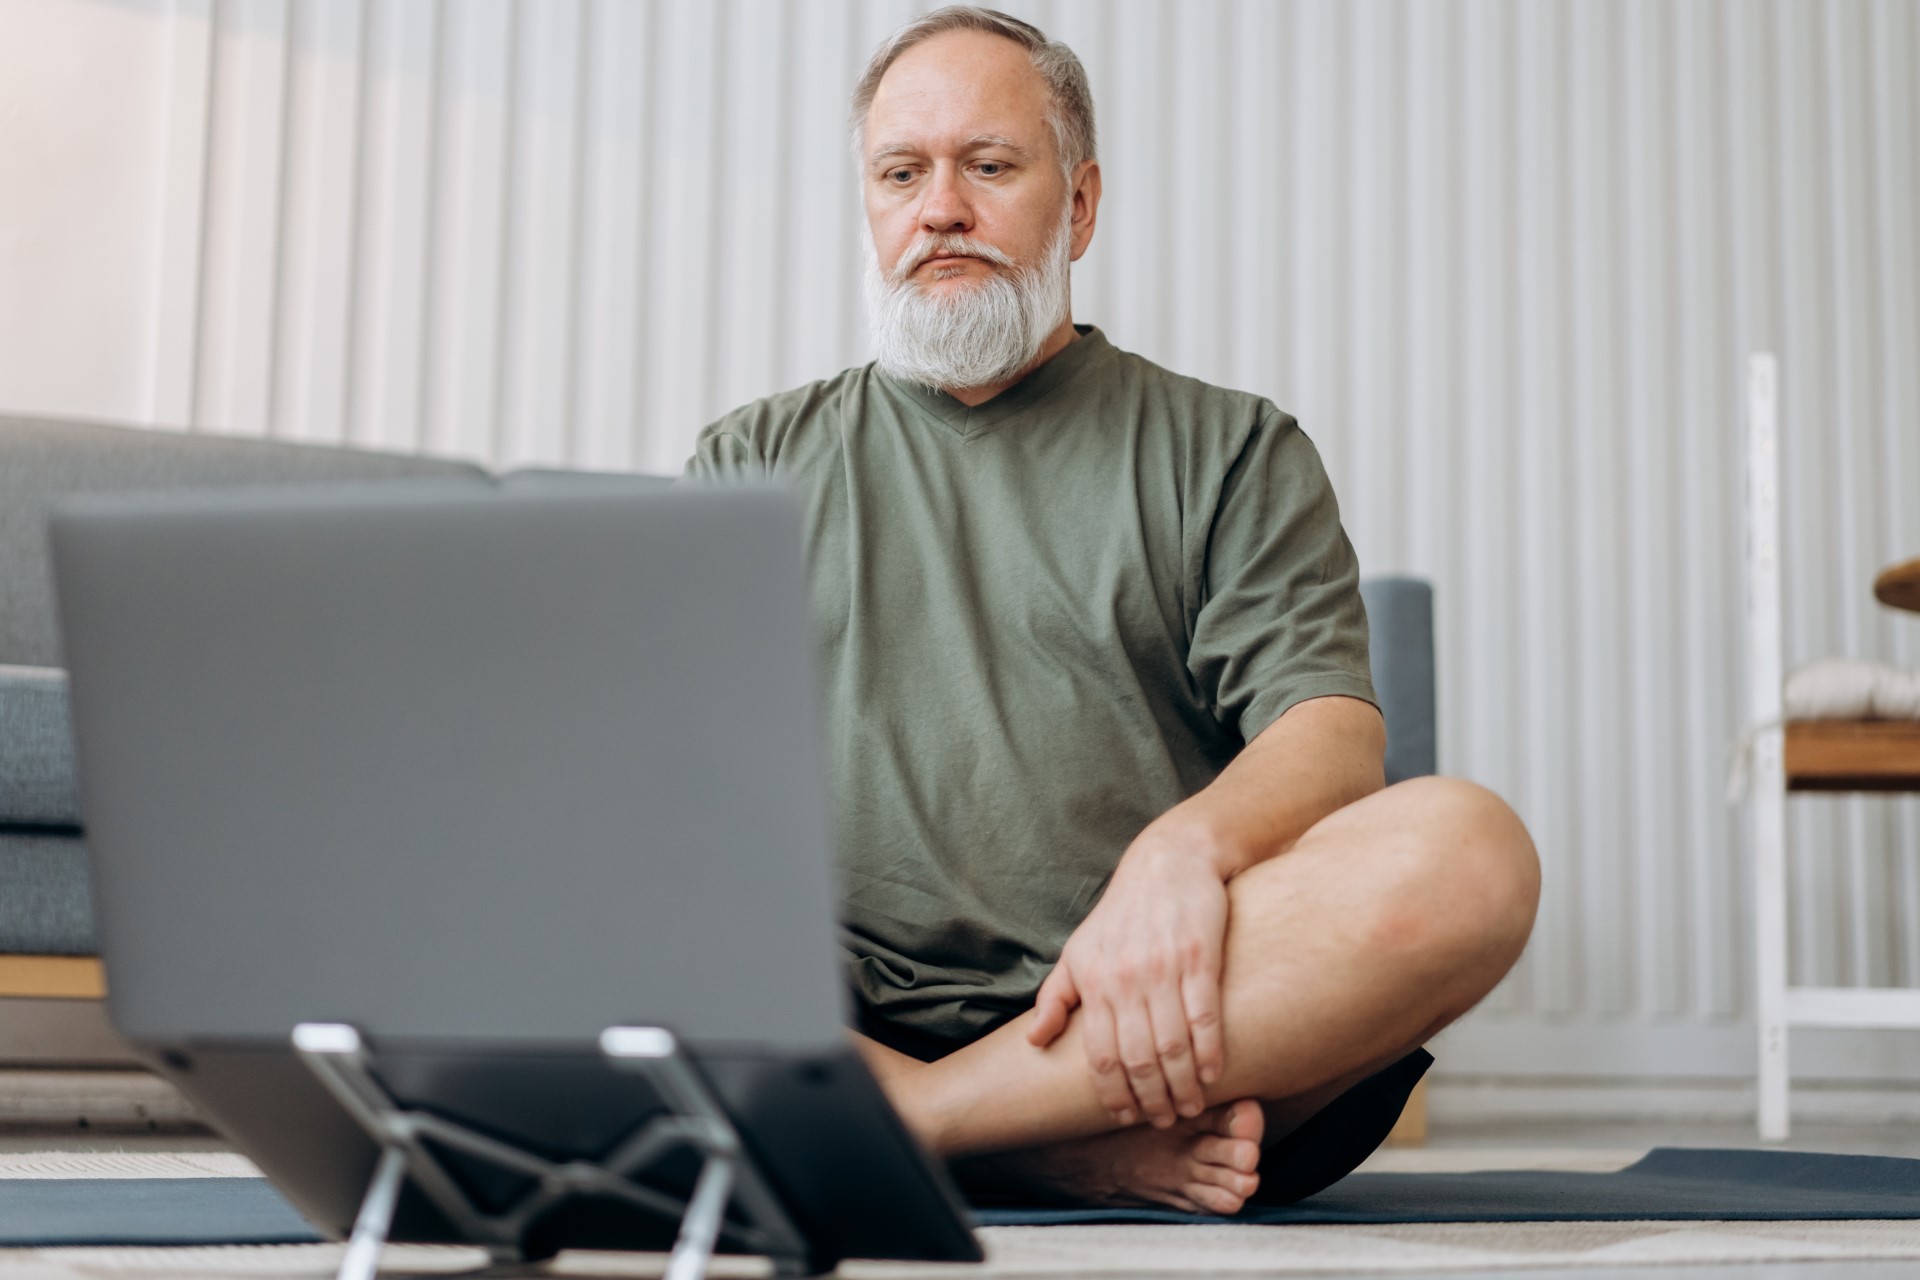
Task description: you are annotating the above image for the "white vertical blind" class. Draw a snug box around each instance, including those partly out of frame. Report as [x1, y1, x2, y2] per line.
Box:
[140, 0, 1920, 1078]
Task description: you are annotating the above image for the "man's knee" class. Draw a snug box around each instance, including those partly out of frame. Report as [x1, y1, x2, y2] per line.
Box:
[1262, 776, 1536, 974]
[1225, 774, 1539, 979]
[1363, 776, 1540, 970]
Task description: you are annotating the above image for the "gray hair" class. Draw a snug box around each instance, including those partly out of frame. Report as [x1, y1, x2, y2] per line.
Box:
[849, 6, 1097, 177]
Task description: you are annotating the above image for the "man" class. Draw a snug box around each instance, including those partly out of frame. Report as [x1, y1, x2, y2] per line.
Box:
[686, 7, 1538, 1214]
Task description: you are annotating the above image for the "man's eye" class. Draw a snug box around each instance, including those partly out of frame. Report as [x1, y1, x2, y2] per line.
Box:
[886, 168, 915, 184]
[976, 162, 1005, 176]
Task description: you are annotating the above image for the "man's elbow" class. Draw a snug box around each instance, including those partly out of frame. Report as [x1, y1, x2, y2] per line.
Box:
[1268, 693, 1388, 799]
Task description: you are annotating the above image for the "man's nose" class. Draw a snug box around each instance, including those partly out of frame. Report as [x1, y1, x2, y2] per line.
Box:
[918, 163, 973, 234]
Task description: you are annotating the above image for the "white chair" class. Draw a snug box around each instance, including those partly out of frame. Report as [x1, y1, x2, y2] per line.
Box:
[1745, 352, 1920, 1139]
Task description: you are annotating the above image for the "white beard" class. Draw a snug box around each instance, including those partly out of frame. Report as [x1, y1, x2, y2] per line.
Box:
[862, 207, 1073, 393]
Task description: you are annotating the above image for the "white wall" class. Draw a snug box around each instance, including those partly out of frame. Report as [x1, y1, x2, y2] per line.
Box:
[0, 0, 176, 421]
[4, 0, 1919, 1093]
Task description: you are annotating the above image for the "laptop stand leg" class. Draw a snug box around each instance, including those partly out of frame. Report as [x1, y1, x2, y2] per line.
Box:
[664, 1153, 736, 1280]
[337, 1144, 406, 1280]
[294, 1022, 816, 1277]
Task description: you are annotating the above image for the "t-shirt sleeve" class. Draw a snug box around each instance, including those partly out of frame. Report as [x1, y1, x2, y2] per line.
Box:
[1186, 411, 1378, 743]
[681, 419, 767, 484]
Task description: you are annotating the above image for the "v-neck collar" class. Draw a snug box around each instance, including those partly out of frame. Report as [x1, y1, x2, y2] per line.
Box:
[875, 325, 1114, 440]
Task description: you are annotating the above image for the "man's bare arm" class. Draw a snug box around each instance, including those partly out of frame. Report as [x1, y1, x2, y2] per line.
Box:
[1150, 693, 1387, 881]
[1028, 694, 1388, 1126]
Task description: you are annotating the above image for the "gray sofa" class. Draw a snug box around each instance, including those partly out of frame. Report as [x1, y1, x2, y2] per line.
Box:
[0, 414, 1434, 1063]
[0, 418, 487, 1066]
[1, 419, 487, 961]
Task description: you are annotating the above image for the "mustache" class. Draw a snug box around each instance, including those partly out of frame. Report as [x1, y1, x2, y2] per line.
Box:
[891, 233, 1018, 281]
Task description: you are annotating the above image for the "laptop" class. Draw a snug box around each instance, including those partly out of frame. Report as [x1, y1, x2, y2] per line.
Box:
[48, 478, 981, 1269]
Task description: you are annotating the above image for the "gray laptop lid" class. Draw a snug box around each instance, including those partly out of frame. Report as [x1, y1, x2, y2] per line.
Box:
[50, 480, 847, 1053]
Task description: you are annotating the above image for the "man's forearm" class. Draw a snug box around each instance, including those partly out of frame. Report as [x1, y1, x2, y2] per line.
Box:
[1131, 694, 1387, 881]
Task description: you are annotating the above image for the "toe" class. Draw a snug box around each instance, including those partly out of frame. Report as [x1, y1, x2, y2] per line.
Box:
[1192, 1160, 1260, 1201]
[1183, 1178, 1249, 1216]
[1193, 1134, 1260, 1173]
[1222, 1097, 1266, 1144]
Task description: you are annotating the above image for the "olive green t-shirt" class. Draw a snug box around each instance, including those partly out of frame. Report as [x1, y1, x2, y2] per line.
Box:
[684, 325, 1376, 1046]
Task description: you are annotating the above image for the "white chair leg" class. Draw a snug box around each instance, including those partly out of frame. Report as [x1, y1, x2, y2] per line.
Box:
[1745, 353, 1789, 1142]
[1755, 726, 1790, 1141]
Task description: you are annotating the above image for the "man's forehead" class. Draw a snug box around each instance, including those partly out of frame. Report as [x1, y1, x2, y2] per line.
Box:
[865, 30, 1053, 159]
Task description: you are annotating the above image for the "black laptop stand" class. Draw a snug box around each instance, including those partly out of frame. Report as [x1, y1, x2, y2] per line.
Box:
[291, 1022, 812, 1280]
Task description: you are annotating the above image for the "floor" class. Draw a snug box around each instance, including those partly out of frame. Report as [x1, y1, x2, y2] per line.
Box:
[5, 1118, 1920, 1279]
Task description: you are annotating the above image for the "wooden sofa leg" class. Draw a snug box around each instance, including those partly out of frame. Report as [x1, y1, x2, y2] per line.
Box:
[0, 956, 106, 999]
[1385, 1077, 1428, 1147]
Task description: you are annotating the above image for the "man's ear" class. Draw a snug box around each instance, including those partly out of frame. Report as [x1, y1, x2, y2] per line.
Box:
[1069, 160, 1103, 262]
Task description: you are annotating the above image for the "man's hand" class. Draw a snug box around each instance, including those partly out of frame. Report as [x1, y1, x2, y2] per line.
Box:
[1026, 698, 1386, 1129]
[1027, 833, 1231, 1128]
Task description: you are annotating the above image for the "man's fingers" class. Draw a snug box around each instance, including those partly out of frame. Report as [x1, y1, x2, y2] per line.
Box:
[1181, 969, 1226, 1086]
[1114, 999, 1177, 1127]
[1147, 985, 1206, 1118]
[1028, 967, 1079, 1047]
[1078, 999, 1138, 1124]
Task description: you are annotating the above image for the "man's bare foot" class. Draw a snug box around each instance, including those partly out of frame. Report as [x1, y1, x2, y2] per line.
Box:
[957, 1098, 1265, 1215]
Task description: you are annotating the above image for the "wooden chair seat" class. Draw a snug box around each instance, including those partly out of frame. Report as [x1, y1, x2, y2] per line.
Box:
[1874, 555, 1920, 613]
[1785, 719, 1920, 792]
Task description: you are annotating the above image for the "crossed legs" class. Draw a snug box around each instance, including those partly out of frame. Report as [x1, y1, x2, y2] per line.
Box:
[855, 776, 1539, 1210]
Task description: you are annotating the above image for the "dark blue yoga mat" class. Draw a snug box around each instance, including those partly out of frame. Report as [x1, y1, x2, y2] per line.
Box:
[0, 1177, 321, 1247]
[977, 1148, 1920, 1225]
[7, 1149, 1920, 1246]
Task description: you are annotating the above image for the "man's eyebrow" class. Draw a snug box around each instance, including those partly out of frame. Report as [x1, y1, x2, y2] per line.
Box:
[867, 135, 1035, 164]
[964, 134, 1031, 156]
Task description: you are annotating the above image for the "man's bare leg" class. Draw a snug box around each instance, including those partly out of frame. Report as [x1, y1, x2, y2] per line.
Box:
[851, 1031, 923, 1088]
[856, 777, 1538, 1208]
[851, 1028, 1266, 1212]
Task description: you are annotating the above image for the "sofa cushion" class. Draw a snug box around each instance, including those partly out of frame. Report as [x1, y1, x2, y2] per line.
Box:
[0, 666, 78, 828]
[0, 416, 490, 667]
[0, 832, 93, 955]
[1358, 576, 1437, 786]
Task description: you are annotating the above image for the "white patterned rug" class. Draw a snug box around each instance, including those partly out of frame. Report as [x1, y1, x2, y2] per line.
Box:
[4, 1148, 1920, 1278]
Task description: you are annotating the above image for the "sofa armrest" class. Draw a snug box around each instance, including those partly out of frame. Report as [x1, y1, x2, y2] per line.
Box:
[0, 666, 78, 829]
[1358, 577, 1437, 786]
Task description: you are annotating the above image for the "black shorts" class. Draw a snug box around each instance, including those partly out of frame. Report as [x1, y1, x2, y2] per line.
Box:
[853, 1002, 1432, 1208]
